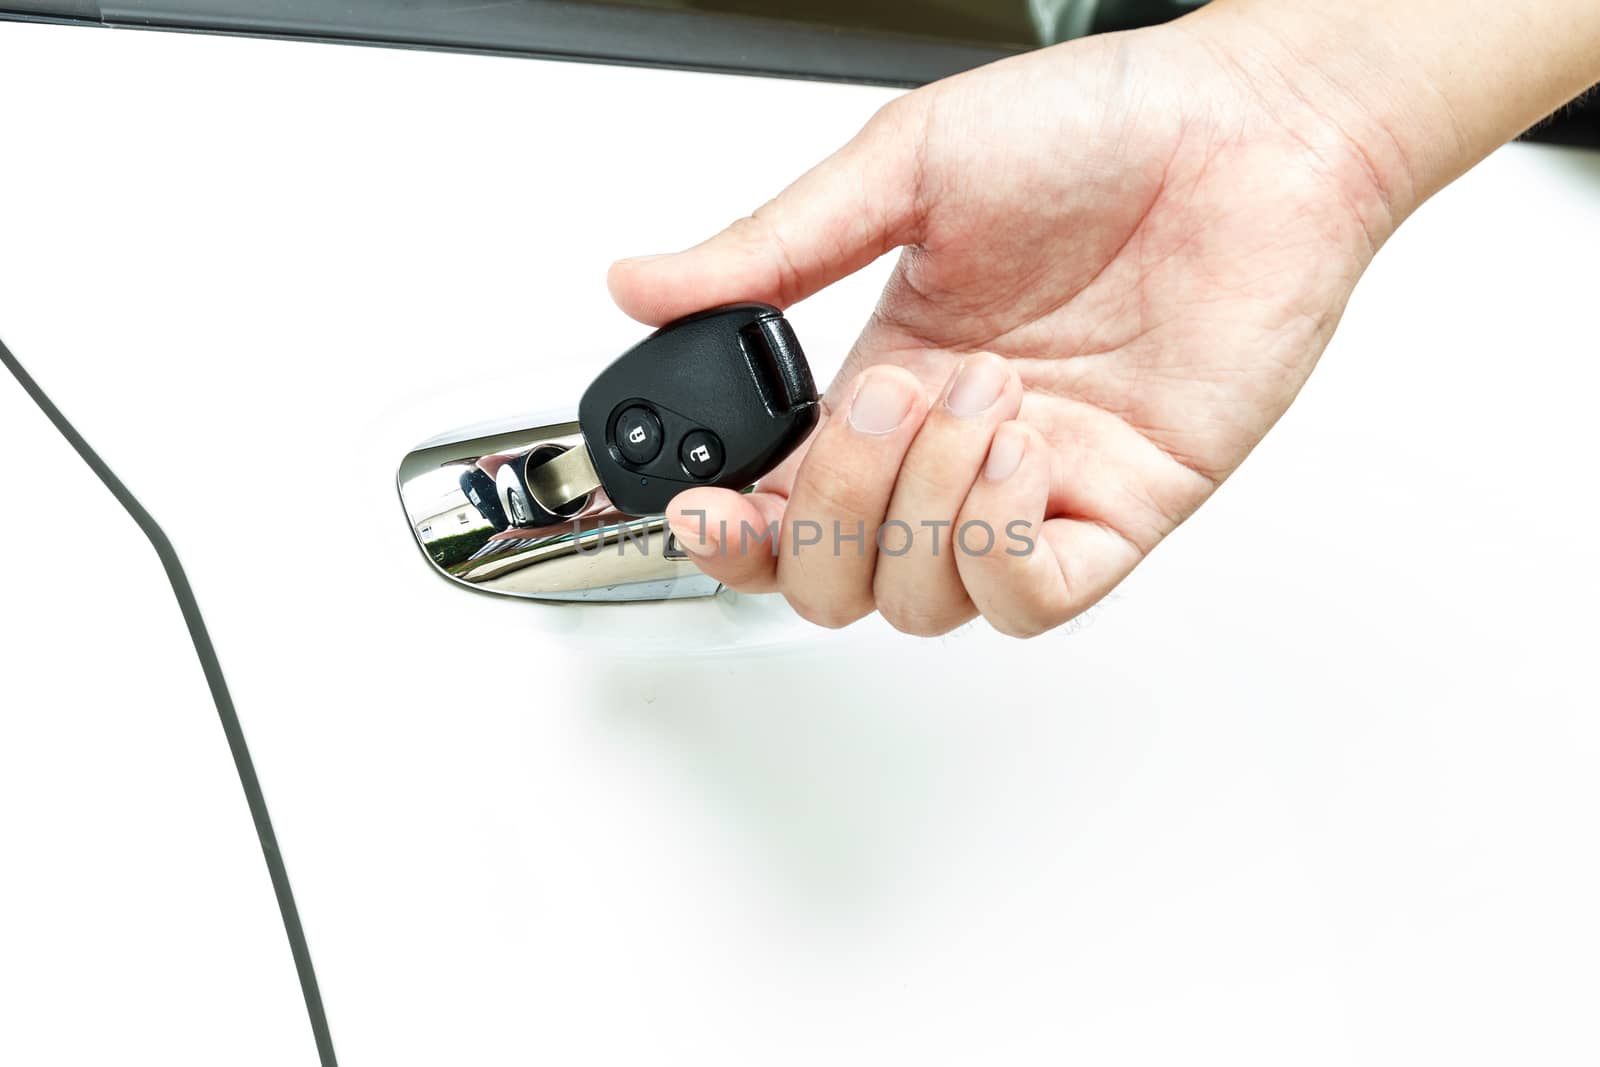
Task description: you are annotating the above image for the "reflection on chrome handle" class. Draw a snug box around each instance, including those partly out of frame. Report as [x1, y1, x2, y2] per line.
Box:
[396, 412, 719, 603]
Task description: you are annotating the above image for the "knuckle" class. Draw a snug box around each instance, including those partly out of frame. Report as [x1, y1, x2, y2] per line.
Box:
[879, 602, 957, 638]
[987, 614, 1049, 640]
[745, 205, 810, 305]
[724, 211, 770, 250]
[867, 92, 928, 145]
[798, 452, 889, 521]
[877, 595, 930, 635]
[785, 591, 866, 631]
[874, 579, 966, 638]
[1050, 544, 1099, 616]
[958, 556, 1079, 640]
[719, 565, 777, 596]
[984, 584, 1083, 640]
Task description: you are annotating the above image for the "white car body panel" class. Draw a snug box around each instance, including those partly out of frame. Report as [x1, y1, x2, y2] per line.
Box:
[0, 354, 316, 1062]
[2, 20, 1598, 1066]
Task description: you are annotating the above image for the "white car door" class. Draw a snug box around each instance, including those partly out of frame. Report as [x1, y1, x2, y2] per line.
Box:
[3, 7, 1598, 1066]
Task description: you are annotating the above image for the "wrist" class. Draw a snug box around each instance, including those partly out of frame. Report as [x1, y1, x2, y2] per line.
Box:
[1187, 0, 1600, 233]
[1177, 4, 1433, 246]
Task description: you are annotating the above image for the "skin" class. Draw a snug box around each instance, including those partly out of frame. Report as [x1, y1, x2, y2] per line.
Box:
[609, 0, 1600, 637]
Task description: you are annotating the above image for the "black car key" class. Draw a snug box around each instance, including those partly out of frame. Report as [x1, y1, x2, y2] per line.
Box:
[526, 303, 819, 517]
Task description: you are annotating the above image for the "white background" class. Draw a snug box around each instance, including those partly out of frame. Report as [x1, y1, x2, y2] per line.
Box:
[2, 19, 1598, 1066]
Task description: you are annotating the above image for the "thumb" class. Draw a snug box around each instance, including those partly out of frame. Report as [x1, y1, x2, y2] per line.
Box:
[607, 100, 925, 326]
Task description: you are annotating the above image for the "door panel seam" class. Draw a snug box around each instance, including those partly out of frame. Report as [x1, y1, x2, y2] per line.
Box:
[0, 335, 337, 1067]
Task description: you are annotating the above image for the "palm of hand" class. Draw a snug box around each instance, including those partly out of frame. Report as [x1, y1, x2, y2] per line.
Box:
[609, 28, 1386, 635]
[829, 35, 1378, 556]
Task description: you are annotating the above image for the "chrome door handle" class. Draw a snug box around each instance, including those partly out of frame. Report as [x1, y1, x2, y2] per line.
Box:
[396, 411, 719, 602]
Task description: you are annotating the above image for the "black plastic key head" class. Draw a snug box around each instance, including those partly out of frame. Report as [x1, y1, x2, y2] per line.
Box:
[577, 304, 819, 515]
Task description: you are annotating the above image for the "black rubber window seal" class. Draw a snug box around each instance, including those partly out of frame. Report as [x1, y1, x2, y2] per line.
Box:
[0, 0, 1014, 88]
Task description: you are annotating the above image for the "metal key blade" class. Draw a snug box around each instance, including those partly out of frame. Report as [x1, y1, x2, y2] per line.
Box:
[526, 444, 602, 513]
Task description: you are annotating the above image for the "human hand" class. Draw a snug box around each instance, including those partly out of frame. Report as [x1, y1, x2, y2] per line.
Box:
[608, 17, 1398, 637]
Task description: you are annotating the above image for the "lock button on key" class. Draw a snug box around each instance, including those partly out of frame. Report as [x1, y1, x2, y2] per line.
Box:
[615, 405, 664, 465]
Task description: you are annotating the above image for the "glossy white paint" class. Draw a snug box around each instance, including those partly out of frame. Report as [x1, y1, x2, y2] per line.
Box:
[2, 19, 1598, 1066]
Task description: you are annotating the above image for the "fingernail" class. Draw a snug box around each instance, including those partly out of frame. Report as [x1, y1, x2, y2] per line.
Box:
[613, 253, 669, 265]
[666, 513, 717, 556]
[984, 426, 1026, 481]
[847, 372, 915, 435]
[944, 358, 1007, 418]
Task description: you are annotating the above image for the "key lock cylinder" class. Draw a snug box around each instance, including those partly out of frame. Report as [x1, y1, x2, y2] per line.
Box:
[397, 304, 819, 602]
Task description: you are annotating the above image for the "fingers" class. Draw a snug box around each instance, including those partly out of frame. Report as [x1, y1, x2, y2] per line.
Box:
[665, 487, 785, 594]
[955, 423, 1143, 639]
[872, 353, 1023, 635]
[607, 101, 924, 326]
[775, 365, 928, 628]
[664, 374, 1149, 640]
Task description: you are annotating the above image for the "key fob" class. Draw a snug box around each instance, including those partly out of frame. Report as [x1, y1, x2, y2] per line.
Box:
[533, 304, 818, 517]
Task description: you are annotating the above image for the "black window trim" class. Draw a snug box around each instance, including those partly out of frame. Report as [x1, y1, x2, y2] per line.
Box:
[1, 0, 1018, 87]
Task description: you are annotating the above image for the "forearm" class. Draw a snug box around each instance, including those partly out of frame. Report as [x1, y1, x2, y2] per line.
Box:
[1190, 0, 1600, 228]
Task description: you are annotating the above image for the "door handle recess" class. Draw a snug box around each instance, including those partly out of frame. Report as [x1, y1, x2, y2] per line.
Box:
[396, 412, 720, 602]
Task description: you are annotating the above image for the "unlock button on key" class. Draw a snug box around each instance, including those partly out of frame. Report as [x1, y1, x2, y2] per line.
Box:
[680, 430, 724, 479]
